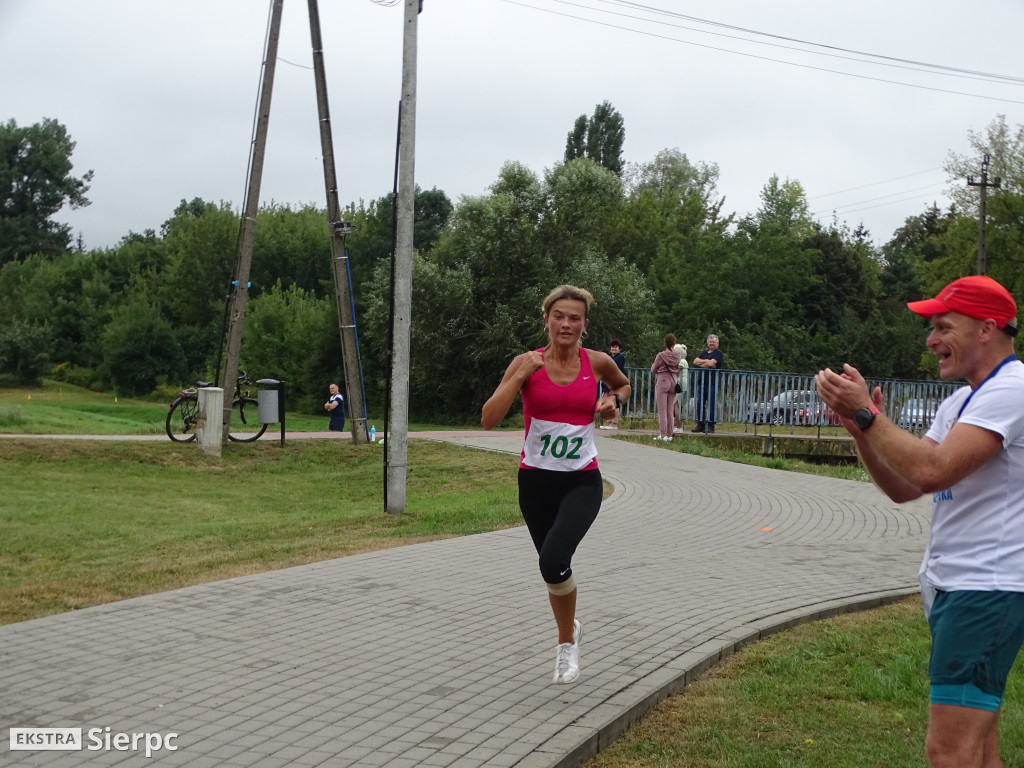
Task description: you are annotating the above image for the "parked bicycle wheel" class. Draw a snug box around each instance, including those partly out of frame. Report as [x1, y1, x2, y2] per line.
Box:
[166, 395, 199, 442]
[226, 396, 268, 442]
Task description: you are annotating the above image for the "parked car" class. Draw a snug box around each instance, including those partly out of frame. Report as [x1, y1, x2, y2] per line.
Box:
[797, 402, 842, 426]
[898, 398, 939, 430]
[747, 389, 817, 425]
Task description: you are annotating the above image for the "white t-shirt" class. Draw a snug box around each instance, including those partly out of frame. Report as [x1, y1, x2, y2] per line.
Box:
[920, 359, 1024, 593]
[673, 344, 688, 395]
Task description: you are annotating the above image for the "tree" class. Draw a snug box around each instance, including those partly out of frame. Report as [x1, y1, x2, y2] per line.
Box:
[97, 299, 185, 396]
[702, 176, 819, 371]
[565, 115, 588, 165]
[251, 203, 332, 297]
[944, 115, 1024, 214]
[159, 199, 236, 329]
[612, 148, 731, 331]
[343, 186, 454, 319]
[0, 320, 52, 386]
[879, 205, 954, 303]
[563, 101, 625, 176]
[541, 158, 623, 267]
[0, 118, 93, 264]
[624, 148, 721, 203]
[242, 282, 339, 413]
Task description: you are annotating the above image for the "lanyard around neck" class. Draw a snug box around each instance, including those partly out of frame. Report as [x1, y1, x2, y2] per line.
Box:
[956, 354, 1019, 420]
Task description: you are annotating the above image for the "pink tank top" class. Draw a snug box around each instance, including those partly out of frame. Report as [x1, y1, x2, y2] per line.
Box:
[520, 347, 599, 471]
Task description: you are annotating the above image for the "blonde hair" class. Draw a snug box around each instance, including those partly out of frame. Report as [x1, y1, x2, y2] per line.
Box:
[541, 285, 595, 318]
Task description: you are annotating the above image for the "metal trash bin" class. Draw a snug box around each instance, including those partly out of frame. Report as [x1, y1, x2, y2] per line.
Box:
[256, 379, 283, 424]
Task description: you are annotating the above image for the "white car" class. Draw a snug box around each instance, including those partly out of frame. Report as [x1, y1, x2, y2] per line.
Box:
[897, 398, 939, 431]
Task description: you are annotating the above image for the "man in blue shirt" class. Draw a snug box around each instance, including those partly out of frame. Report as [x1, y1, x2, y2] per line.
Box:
[325, 383, 345, 432]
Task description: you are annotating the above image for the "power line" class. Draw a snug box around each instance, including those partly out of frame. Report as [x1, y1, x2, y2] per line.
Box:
[812, 186, 948, 218]
[277, 56, 313, 70]
[551, 0, 1024, 87]
[499, 0, 1024, 105]
[594, 0, 1024, 85]
[814, 169, 942, 199]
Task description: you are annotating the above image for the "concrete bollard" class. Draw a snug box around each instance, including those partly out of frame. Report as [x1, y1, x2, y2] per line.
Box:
[197, 387, 224, 457]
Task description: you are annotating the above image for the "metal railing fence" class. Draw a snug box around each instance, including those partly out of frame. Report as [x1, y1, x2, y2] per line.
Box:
[622, 367, 959, 435]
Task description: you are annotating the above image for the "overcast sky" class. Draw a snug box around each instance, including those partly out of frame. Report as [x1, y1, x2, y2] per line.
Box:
[3, 0, 1024, 252]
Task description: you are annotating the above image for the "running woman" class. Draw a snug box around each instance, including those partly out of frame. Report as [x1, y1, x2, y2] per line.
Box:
[482, 285, 631, 684]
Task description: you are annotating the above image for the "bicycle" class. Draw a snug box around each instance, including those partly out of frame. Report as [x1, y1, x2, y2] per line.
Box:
[166, 370, 268, 443]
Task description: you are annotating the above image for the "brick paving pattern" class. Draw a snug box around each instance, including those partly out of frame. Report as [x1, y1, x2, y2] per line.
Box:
[0, 433, 928, 767]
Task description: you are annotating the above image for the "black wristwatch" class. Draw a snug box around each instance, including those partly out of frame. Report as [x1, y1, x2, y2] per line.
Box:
[613, 393, 622, 409]
[853, 405, 880, 431]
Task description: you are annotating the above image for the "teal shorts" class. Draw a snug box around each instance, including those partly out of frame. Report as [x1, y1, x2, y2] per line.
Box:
[928, 590, 1024, 711]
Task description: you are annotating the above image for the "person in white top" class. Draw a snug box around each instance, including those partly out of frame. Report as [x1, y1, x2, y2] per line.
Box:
[815, 275, 1023, 768]
[673, 342, 688, 434]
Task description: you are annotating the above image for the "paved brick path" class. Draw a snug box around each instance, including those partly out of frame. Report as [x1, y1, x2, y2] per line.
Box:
[0, 433, 928, 767]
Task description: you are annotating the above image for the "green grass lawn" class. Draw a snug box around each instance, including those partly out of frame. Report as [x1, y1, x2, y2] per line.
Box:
[0, 438, 520, 625]
[0, 380, 457, 435]
[0, 384, 170, 434]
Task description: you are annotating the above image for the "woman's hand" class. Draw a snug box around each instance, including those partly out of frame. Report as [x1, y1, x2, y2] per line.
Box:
[481, 351, 544, 430]
[596, 394, 618, 419]
[520, 350, 544, 379]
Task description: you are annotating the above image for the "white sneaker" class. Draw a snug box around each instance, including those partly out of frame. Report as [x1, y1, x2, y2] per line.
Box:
[598, 425, 610, 430]
[673, 427, 684, 434]
[553, 642, 580, 684]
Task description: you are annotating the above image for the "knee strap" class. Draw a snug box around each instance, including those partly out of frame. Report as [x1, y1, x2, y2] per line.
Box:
[547, 575, 576, 596]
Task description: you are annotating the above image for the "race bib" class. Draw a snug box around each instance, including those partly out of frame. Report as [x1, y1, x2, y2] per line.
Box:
[523, 418, 597, 471]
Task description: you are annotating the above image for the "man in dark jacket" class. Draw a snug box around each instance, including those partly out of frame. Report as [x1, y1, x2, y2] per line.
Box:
[692, 334, 724, 433]
[599, 339, 627, 429]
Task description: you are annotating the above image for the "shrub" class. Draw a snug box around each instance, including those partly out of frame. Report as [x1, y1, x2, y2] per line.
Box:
[50, 362, 98, 389]
[97, 302, 186, 397]
[0, 320, 52, 386]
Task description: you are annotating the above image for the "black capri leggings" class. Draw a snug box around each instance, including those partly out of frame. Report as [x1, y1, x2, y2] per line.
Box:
[518, 468, 602, 584]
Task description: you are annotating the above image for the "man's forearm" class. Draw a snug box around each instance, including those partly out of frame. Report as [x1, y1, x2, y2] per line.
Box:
[852, 425, 924, 503]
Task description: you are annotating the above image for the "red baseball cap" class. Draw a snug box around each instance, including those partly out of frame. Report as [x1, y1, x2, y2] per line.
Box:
[908, 275, 1018, 336]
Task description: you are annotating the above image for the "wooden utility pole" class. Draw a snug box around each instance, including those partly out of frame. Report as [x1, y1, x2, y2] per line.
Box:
[221, 0, 284, 444]
[386, 0, 419, 514]
[308, 0, 368, 445]
[967, 153, 1001, 276]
